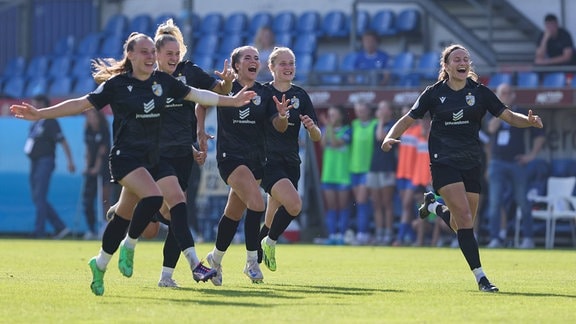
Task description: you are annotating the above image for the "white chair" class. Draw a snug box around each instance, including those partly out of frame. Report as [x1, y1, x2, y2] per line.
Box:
[517, 177, 576, 249]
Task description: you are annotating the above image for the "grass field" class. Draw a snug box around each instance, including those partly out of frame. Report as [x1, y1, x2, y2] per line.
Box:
[0, 239, 574, 323]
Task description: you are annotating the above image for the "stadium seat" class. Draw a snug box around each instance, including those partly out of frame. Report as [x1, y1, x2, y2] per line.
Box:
[2, 75, 26, 98]
[395, 9, 421, 35]
[274, 32, 293, 48]
[76, 32, 102, 57]
[72, 76, 96, 95]
[293, 34, 318, 56]
[104, 13, 129, 37]
[47, 56, 72, 79]
[99, 35, 123, 59]
[416, 51, 440, 80]
[25, 55, 50, 78]
[71, 55, 93, 78]
[272, 11, 296, 35]
[48, 76, 73, 97]
[340, 52, 357, 71]
[347, 10, 370, 36]
[193, 55, 214, 72]
[294, 53, 314, 84]
[371, 9, 396, 36]
[542, 72, 566, 88]
[322, 10, 348, 38]
[24, 76, 49, 98]
[516, 71, 539, 88]
[199, 12, 224, 36]
[572, 75, 576, 87]
[1, 56, 26, 78]
[52, 35, 76, 56]
[193, 34, 219, 57]
[487, 73, 512, 89]
[296, 11, 321, 36]
[390, 52, 414, 79]
[248, 11, 273, 36]
[224, 12, 248, 36]
[312, 52, 340, 85]
[217, 34, 243, 56]
[130, 14, 153, 36]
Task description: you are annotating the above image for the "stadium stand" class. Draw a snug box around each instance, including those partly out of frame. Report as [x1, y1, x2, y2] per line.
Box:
[248, 11, 273, 37]
[2, 75, 26, 98]
[272, 11, 296, 36]
[516, 71, 539, 88]
[223, 12, 248, 36]
[370, 9, 396, 37]
[487, 72, 513, 89]
[542, 72, 566, 88]
[23, 76, 49, 98]
[296, 11, 322, 37]
[321, 10, 348, 38]
[48, 76, 73, 97]
[129, 13, 154, 36]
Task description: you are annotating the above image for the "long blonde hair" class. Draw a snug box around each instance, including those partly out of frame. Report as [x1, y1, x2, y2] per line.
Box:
[438, 44, 478, 82]
[92, 32, 152, 84]
[154, 18, 187, 60]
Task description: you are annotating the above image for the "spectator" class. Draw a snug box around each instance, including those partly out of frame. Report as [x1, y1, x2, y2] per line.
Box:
[253, 26, 276, 82]
[82, 109, 111, 240]
[351, 30, 389, 84]
[24, 94, 75, 239]
[319, 105, 352, 245]
[368, 100, 397, 245]
[485, 83, 545, 249]
[535, 13, 576, 67]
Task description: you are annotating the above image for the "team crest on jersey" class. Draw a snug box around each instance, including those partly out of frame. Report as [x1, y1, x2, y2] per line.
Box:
[465, 93, 475, 106]
[252, 95, 261, 105]
[291, 96, 300, 109]
[176, 75, 186, 84]
[152, 83, 163, 97]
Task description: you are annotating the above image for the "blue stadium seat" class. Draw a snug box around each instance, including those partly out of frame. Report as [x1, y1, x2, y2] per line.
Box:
[516, 71, 539, 88]
[24, 76, 49, 98]
[313, 52, 340, 85]
[390, 52, 414, 79]
[193, 55, 215, 72]
[99, 35, 124, 59]
[2, 56, 26, 77]
[76, 32, 102, 57]
[294, 53, 314, 84]
[2, 75, 26, 98]
[542, 72, 566, 88]
[371, 10, 396, 36]
[347, 10, 370, 36]
[104, 13, 129, 37]
[272, 11, 296, 35]
[224, 12, 248, 36]
[72, 76, 96, 95]
[487, 73, 512, 89]
[71, 55, 93, 78]
[248, 12, 273, 36]
[550, 158, 576, 177]
[199, 12, 224, 36]
[340, 52, 357, 71]
[296, 11, 321, 36]
[25, 55, 50, 78]
[572, 75, 576, 87]
[52, 35, 76, 56]
[217, 34, 243, 56]
[130, 14, 153, 36]
[416, 51, 440, 80]
[322, 10, 348, 38]
[293, 34, 317, 56]
[47, 56, 72, 79]
[48, 76, 73, 97]
[193, 34, 219, 57]
[395, 9, 421, 35]
[274, 32, 293, 48]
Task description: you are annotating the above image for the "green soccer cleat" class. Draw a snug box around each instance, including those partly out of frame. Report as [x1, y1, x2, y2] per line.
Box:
[118, 243, 134, 278]
[89, 257, 105, 296]
[261, 237, 277, 272]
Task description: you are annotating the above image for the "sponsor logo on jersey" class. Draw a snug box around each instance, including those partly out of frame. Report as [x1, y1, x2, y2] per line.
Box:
[439, 96, 446, 103]
[152, 83, 163, 97]
[143, 99, 155, 113]
[465, 93, 475, 106]
[127, 85, 133, 92]
[166, 98, 174, 104]
[452, 109, 464, 121]
[291, 96, 300, 109]
[239, 107, 250, 119]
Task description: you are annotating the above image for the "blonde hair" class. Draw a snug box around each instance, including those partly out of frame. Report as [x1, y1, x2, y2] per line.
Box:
[438, 44, 478, 82]
[268, 46, 295, 68]
[154, 19, 187, 60]
[92, 32, 152, 84]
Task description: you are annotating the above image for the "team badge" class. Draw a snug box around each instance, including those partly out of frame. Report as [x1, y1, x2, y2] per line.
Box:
[152, 83, 163, 97]
[465, 93, 475, 106]
[176, 75, 186, 84]
[291, 96, 300, 109]
[252, 95, 261, 105]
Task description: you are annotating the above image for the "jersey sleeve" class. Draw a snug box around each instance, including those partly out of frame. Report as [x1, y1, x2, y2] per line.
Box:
[186, 62, 218, 90]
[300, 91, 318, 125]
[409, 87, 432, 119]
[481, 85, 506, 117]
[165, 74, 192, 100]
[87, 80, 113, 111]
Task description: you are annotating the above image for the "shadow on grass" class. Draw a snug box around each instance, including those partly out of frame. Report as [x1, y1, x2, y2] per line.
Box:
[497, 291, 576, 299]
[260, 283, 403, 296]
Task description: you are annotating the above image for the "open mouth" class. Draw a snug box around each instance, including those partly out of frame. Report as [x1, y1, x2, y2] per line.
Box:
[248, 67, 257, 73]
[457, 67, 467, 73]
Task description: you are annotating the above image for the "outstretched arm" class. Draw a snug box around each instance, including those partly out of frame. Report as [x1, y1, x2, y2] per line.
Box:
[499, 109, 543, 128]
[11, 96, 93, 120]
[185, 85, 255, 108]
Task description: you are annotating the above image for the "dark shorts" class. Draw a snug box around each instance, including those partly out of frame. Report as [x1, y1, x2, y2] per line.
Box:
[218, 157, 264, 185]
[261, 161, 300, 194]
[109, 155, 159, 183]
[431, 164, 482, 194]
[156, 153, 194, 191]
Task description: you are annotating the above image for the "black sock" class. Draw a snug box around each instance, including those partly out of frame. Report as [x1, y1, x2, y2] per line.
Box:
[170, 202, 195, 250]
[163, 224, 180, 268]
[127, 196, 163, 239]
[102, 215, 130, 254]
[268, 206, 295, 241]
[215, 215, 239, 252]
[436, 205, 453, 231]
[457, 228, 481, 270]
[244, 209, 263, 251]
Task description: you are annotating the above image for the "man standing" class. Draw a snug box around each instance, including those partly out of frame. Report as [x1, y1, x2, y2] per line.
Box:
[25, 95, 75, 239]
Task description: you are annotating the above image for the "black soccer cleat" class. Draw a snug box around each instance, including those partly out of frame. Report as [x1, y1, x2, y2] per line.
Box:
[478, 276, 499, 293]
[418, 192, 436, 219]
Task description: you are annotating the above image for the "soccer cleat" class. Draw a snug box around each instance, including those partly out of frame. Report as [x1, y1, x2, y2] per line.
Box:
[244, 259, 264, 284]
[118, 242, 134, 278]
[89, 257, 105, 296]
[158, 277, 179, 288]
[261, 238, 277, 272]
[478, 276, 499, 293]
[418, 192, 436, 219]
[192, 261, 217, 283]
[206, 252, 223, 286]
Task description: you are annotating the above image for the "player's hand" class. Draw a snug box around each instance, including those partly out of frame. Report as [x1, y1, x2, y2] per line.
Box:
[381, 138, 401, 152]
[527, 109, 543, 128]
[273, 94, 293, 117]
[232, 86, 256, 106]
[214, 59, 235, 83]
[300, 114, 315, 129]
[10, 102, 41, 121]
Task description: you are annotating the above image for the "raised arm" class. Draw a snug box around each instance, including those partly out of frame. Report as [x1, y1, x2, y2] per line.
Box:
[11, 96, 93, 120]
[381, 113, 416, 152]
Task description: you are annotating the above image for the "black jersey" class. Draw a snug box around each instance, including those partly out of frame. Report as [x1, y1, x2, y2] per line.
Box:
[264, 82, 318, 165]
[84, 119, 110, 169]
[160, 61, 218, 157]
[87, 71, 191, 166]
[409, 78, 505, 169]
[216, 80, 277, 163]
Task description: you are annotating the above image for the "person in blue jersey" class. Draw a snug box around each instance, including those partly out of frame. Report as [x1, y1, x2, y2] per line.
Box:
[197, 45, 292, 285]
[381, 44, 543, 293]
[11, 32, 255, 296]
[257, 47, 322, 271]
[104, 19, 237, 289]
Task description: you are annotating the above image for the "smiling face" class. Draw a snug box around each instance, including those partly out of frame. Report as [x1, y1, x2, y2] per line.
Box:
[127, 36, 156, 80]
[232, 46, 260, 82]
[156, 39, 180, 74]
[444, 48, 471, 82]
[270, 49, 295, 83]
